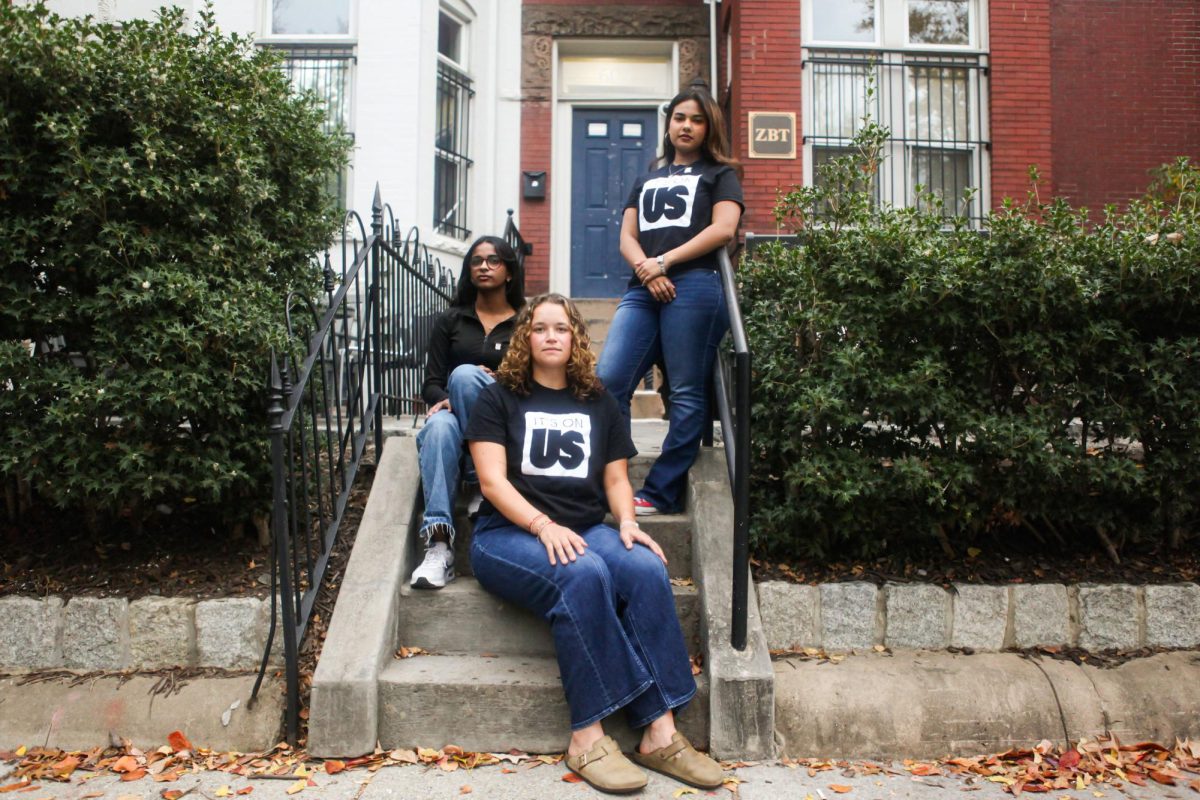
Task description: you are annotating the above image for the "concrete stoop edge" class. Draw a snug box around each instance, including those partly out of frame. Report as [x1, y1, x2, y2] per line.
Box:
[307, 436, 420, 757]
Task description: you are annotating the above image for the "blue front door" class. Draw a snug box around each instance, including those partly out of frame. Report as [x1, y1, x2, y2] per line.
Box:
[570, 108, 658, 298]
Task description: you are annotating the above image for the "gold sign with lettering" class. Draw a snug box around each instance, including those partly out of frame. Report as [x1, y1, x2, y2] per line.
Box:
[748, 111, 797, 159]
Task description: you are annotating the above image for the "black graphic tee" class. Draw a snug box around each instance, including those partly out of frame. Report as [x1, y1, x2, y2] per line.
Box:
[624, 159, 744, 287]
[465, 381, 637, 531]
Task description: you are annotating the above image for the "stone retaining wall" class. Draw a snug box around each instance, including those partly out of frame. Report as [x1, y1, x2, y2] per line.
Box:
[757, 581, 1200, 652]
[0, 595, 281, 672]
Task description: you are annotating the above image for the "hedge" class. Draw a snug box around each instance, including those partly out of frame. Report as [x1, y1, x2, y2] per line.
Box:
[741, 133, 1200, 560]
[0, 3, 350, 533]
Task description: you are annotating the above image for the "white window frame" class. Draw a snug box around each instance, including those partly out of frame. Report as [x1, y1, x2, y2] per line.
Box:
[260, 0, 358, 43]
[802, 0, 990, 223]
[432, 2, 475, 241]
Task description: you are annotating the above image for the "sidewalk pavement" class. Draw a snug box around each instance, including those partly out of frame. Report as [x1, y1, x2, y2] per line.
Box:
[0, 757, 1187, 800]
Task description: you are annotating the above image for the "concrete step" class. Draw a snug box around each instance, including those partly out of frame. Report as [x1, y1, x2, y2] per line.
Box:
[397, 577, 700, 657]
[443, 512, 693, 579]
[377, 653, 709, 753]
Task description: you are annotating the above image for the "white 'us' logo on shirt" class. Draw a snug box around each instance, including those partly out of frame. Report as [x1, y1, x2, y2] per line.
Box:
[639, 174, 701, 231]
[521, 412, 591, 478]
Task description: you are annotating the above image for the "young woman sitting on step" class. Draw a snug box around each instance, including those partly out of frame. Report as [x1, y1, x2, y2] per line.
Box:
[464, 293, 724, 794]
[411, 236, 524, 590]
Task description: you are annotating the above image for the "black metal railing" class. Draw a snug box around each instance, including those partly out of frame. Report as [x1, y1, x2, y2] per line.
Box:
[803, 47, 990, 225]
[250, 185, 456, 742]
[712, 245, 751, 651]
[503, 208, 533, 273]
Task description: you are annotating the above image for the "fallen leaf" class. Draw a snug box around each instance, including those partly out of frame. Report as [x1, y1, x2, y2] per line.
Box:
[459, 787, 472, 795]
[1148, 770, 1176, 786]
[161, 790, 184, 800]
[388, 750, 418, 764]
[237, 789, 253, 795]
[500, 768, 515, 774]
[1059, 749, 1080, 770]
[323, 760, 345, 775]
[14, 747, 25, 758]
[167, 732, 193, 753]
[215, 787, 232, 798]
[121, 769, 147, 782]
[673, 788, 698, 797]
[112, 755, 141, 773]
[563, 773, 584, 783]
[0, 782, 31, 794]
[830, 785, 853, 793]
[285, 779, 307, 795]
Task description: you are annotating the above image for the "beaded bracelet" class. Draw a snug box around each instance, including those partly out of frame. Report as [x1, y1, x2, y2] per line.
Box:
[529, 512, 552, 536]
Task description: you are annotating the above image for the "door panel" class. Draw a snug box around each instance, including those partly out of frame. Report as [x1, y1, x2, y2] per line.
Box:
[570, 108, 658, 298]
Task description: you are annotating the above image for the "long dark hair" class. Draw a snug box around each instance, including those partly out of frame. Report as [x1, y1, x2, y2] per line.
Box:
[451, 235, 526, 310]
[655, 83, 736, 169]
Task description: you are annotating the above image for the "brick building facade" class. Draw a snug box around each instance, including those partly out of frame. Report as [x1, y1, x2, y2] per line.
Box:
[518, 0, 1199, 294]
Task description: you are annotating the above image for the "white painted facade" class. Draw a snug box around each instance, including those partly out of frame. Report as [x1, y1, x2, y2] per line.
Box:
[32, 0, 524, 266]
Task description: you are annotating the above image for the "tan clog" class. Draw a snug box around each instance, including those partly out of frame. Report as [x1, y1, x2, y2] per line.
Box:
[631, 731, 724, 789]
[565, 735, 648, 794]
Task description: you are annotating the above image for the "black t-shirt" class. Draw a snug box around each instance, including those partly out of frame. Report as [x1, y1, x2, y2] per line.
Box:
[421, 305, 517, 405]
[624, 159, 744, 287]
[464, 381, 637, 531]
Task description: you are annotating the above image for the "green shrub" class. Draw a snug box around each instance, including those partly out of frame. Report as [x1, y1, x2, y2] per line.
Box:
[742, 139, 1200, 560]
[0, 3, 350, 532]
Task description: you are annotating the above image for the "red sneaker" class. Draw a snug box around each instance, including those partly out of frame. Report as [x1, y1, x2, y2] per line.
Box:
[633, 496, 661, 516]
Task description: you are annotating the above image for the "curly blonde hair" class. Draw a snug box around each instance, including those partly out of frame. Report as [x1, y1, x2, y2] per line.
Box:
[497, 293, 604, 401]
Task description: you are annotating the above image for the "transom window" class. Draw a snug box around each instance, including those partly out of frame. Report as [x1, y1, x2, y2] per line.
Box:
[804, 0, 988, 223]
[271, 0, 351, 37]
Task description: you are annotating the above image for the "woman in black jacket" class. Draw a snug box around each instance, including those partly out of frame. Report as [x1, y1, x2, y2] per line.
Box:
[411, 236, 524, 590]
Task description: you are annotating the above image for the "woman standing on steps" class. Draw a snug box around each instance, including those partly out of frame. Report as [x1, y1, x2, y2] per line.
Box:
[597, 83, 743, 517]
[410, 236, 524, 591]
[465, 294, 724, 794]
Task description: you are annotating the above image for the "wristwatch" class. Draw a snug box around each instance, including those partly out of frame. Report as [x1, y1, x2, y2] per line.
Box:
[656, 254, 666, 276]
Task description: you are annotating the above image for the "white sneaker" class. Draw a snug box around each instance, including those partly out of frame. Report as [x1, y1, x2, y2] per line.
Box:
[411, 542, 455, 589]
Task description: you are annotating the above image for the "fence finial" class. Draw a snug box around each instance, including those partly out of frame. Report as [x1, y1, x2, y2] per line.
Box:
[371, 183, 383, 237]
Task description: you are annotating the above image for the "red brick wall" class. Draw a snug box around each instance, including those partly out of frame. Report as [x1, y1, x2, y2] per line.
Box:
[988, 0, 1054, 208]
[723, 0, 806, 235]
[1051, 0, 1200, 210]
[519, 100, 552, 293]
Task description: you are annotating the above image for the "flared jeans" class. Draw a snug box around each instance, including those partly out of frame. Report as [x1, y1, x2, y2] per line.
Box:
[470, 517, 696, 730]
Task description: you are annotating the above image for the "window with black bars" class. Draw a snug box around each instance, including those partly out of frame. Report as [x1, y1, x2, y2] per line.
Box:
[434, 62, 474, 240]
[271, 45, 355, 208]
[804, 48, 989, 225]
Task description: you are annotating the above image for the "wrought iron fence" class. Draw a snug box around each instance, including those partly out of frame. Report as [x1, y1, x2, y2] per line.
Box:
[250, 185, 458, 742]
[503, 208, 533, 274]
[803, 47, 990, 225]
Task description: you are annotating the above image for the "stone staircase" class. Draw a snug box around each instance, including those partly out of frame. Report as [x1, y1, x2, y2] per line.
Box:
[307, 294, 769, 759]
[574, 297, 665, 420]
[308, 423, 774, 760]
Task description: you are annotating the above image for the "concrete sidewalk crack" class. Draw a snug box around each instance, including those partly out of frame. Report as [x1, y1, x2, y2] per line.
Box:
[1027, 656, 1071, 744]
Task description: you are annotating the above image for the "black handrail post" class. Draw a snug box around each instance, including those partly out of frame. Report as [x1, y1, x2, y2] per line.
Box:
[268, 354, 300, 743]
[731, 346, 751, 651]
[370, 184, 384, 458]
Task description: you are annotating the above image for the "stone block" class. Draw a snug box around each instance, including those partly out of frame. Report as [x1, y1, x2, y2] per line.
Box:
[1012, 584, 1070, 648]
[757, 581, 819, 651]
[950, 584, 1009, 650]
[1078, 585, 1140, 651]
[129, 597, 195, 668]
[195, 597, 267, 669]
[0, 596, 64, 669]
[62, 597, 130, 670]
[820, 582, 879, 651]
[884, 584, 949, 649]
[1144, 584, 1200, 648]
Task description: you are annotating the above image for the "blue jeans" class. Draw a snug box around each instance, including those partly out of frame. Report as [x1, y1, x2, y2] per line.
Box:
[470, 517, 696, 730]
[597, 269, 729, 512]
[415, 364, 494, 546]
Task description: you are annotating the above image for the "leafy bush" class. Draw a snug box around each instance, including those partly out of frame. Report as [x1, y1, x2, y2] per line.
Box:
[0, 3, 350, 532]
[742, 138, 1200, 560]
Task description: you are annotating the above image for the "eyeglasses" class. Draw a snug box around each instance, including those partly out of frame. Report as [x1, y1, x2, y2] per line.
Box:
[470, 254, 504, 268]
